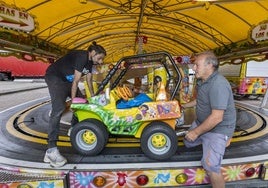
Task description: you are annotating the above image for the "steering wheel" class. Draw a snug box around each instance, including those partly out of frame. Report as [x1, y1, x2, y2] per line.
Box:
[116, 86, 133, 100]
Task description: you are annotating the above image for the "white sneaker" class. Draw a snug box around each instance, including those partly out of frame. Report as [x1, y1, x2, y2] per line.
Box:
[67, 127, 73, 137]
[44, 147, 67, 167]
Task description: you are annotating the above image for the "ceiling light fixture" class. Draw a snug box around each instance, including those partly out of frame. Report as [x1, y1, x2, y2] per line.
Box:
[79, 0, 87, 4]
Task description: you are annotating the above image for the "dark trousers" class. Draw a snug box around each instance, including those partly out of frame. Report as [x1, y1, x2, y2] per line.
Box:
[45, 75, 82, 148]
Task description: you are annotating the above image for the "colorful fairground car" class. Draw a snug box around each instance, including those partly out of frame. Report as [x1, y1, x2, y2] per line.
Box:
[70, 51, 184, 161]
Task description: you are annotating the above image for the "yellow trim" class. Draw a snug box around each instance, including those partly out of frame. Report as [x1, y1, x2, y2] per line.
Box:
[135, 122, 149, 138]
[134, 119, 176, 138]
[6, 104, 71, 146]
[6, 102, 268, 148]
[76, 110, 101, 122]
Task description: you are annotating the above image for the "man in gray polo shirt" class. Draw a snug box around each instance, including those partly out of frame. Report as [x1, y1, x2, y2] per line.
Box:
[182, 51, 236, 188]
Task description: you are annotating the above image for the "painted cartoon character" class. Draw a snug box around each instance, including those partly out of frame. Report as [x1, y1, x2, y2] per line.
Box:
[139, 104, 149, 117]
[157, 104, 171, 115]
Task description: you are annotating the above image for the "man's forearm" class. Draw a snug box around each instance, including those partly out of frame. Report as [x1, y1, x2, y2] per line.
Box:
[88, 82, 94, 97]
[193, 110, 224, 136]
[86, 73, 94, 97]
[182, 99, 196, 108]
[71, 81, 79, 99]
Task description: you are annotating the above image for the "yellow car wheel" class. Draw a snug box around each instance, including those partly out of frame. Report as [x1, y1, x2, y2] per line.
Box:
[82, 130, 97, 145]
[141, 121, 178, 160]
[70, 119, 109, 156]
[151, 133, 167, 148]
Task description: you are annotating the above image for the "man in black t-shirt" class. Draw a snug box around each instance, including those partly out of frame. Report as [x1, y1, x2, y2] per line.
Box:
[44, 42, 106, 167]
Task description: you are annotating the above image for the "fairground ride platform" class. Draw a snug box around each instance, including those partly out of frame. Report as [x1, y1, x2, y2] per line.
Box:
[0, 97, 268, 187]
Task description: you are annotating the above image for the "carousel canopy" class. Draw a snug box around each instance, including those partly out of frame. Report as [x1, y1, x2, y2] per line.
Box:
[0, 0, 267, 63]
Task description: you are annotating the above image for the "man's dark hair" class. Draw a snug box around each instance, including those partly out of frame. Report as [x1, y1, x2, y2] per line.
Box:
[88, 41, 106, 56]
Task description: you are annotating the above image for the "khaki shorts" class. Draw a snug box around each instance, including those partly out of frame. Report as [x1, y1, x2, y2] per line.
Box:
[184, 121, 229, 173]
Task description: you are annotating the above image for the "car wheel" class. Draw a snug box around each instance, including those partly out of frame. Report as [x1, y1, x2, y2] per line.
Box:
[70, 119, 109, 156]
[141, 121, 178, 160]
